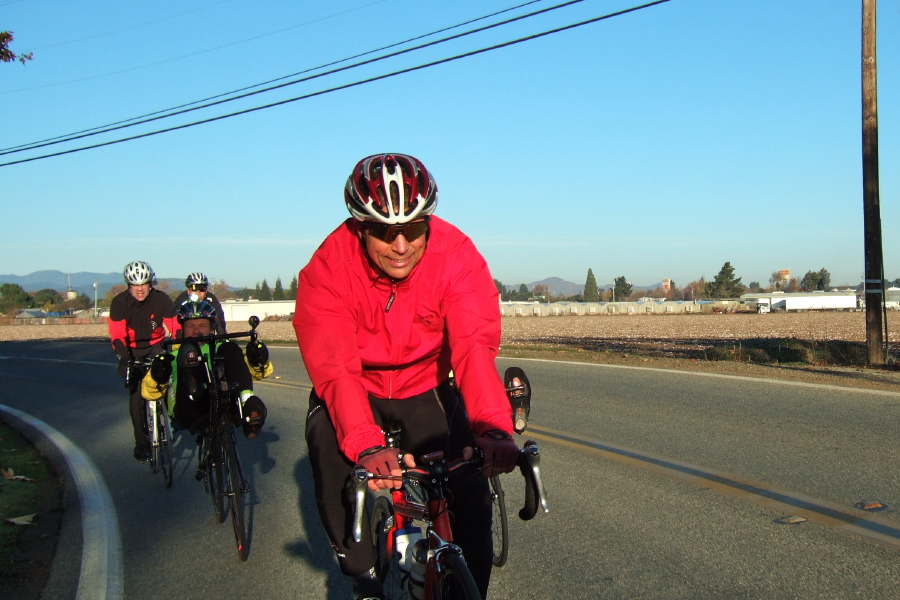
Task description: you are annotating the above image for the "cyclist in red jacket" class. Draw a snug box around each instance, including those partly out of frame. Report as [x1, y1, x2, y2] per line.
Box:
[294, 154, 519, 600]
[107, 260, 179, 462]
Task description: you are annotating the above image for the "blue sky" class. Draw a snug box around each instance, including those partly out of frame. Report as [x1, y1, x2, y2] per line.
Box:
[2, 0, 898, 290]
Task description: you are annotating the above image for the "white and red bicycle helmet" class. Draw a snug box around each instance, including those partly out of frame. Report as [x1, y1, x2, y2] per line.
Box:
[344, 153, 438, 224]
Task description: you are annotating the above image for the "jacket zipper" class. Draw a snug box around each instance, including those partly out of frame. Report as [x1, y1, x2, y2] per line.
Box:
[385, 281, 397, 312]
[386, 280, 399, 397]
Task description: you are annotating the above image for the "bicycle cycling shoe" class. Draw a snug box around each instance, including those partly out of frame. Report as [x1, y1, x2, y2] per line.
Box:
[241, 395, 268, 439]
[133, 442, 150, 463]
[351, 568, 385, 600]
[504, 366, 531, 434]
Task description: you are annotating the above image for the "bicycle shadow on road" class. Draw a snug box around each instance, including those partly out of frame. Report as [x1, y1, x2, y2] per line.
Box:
[286, 456, 346, 600]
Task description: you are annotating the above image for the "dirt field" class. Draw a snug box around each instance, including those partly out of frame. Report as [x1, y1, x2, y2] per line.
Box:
[2, 311, 899, 390]
[3, 311, 893, 343]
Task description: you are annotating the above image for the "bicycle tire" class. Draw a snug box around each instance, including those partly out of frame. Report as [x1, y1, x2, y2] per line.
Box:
[224, 428, 249, 561]
[156, 401, 174, 489]
[371, 496, 394, 581]
[206, 431, 227, 523]
[437, 551, 482, 600]
[489, 475, 509, 567]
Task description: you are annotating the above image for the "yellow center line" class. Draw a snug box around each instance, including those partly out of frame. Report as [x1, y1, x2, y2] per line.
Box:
[526, 424, 900, 551]
[256, 379, 312, 391]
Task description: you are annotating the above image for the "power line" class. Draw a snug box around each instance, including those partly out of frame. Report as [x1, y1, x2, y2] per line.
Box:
[1, 0, 548, 154]
[31, 0, 236, 50]
[0, 0, 670, 168]
[6, 0, 390, 92]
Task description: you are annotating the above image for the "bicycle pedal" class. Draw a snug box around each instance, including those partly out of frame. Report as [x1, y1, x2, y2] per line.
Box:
[195, 470, 206, 481]
[514, 408, 528, 434]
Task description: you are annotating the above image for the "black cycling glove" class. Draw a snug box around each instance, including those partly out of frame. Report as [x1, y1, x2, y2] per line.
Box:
[246, 340, 269, 367]
[150, 354, 174, 383]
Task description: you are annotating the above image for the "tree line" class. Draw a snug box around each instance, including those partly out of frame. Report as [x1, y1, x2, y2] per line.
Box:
[4, 267, 899, 315]
[0, 275, 300, 315]
[496, 265, 900, 303]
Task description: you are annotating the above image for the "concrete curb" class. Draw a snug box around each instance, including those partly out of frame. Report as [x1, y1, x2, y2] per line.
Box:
[0, 404, 123, 600]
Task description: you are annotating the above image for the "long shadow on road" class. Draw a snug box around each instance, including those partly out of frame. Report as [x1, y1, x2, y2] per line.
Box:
[288, 456, 345, 600]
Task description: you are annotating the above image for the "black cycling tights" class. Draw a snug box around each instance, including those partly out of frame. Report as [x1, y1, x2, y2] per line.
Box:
[126, 345, 163, 448]
[305, 381, 493, 598]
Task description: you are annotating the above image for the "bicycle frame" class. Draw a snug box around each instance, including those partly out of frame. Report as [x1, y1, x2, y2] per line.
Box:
[126, 357, 173, 487]
[394, 452, 472, 599]
[161, 315, 261, 561]
[352, 440, 549, 600]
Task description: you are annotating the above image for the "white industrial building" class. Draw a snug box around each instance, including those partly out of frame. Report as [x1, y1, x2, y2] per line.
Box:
[219, 299, 295, 323]
[739, 291, 859, 312]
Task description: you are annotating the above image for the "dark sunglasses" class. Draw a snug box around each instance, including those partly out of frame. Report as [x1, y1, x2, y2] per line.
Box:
[364, 220, 429, 244]
[189, 284, 208, 292]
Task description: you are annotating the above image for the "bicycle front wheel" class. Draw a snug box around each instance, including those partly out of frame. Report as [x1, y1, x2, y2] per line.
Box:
[437, 551, 481, 600]
[371, 496, 394, 581]
[206, 432, 227, 524]
[224, 428, 249, 561]
[489, 475, 509, 567]
[155, 401, 174, 489]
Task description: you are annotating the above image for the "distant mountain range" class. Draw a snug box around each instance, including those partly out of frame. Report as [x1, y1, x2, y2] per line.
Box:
[507, 276, 660, 296]
[0, 271, 662, 299]
[0, 270, 183, 298]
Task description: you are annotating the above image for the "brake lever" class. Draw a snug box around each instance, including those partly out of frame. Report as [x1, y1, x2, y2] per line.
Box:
[518, 440, 549, 520]
[350, 466, 369, 543]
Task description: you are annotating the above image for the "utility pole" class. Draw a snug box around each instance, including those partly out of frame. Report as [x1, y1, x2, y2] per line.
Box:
[862, 0, 886, 365]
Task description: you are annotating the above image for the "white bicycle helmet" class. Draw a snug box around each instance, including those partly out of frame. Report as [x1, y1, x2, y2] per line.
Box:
[123, 261, 155, 286]
[185, 272, 209, 287]
[344, 154, 438, 224]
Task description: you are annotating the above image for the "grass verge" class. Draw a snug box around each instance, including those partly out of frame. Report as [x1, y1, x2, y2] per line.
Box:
[501, 338, 889, 367]
[0, 422, 61, 599]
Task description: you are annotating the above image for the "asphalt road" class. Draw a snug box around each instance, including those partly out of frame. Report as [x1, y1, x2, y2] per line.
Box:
[1, 341, 899, 599]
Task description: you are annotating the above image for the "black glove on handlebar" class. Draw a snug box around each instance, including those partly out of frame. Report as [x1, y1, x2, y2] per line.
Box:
[150, 354, 174, 383]
[476, 430, 519, 477]
[117, 358, 129, 379]
[246, 340, 269, 367]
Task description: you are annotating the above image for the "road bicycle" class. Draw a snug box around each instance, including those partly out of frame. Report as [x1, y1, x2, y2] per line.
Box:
[350, 424, 548, 600]
[162, 315, 261, 561]
[125, 357, 174, 488]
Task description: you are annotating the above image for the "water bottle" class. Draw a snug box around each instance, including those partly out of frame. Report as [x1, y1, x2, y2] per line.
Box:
[394, 524, 423, 576]
[407, 538, 428, 600]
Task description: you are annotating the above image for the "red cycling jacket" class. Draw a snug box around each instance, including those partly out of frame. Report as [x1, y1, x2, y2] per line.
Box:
[293, 216, 512, 462]
[108, 288, 179, 356]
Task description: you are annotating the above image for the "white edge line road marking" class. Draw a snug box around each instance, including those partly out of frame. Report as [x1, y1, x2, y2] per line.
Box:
[0, 403, 123, 600]
[499, 356, 900, 397]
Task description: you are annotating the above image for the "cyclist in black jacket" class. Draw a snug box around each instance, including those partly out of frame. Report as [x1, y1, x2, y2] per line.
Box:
[141, 299, 269, 439]
[107, 261, 178, 462]
[173, 272, 227, 335]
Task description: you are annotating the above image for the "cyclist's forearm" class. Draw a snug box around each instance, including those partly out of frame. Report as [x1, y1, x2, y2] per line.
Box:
[316, 378, 384, 462]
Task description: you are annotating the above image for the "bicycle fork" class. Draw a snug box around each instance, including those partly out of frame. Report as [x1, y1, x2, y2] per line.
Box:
[145, 400, 159, 448]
